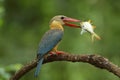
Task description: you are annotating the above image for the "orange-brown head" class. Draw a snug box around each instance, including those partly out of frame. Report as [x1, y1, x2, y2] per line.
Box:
[50, 15, 80, 30]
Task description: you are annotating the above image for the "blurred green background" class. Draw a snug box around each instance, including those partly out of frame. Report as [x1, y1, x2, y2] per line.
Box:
[0, 0, 120, 80]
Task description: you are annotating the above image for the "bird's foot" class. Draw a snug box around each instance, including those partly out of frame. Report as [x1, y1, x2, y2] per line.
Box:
[56, 51, 64, 54]
[49, 51, 56, 55]
[49, 51, 64, 55]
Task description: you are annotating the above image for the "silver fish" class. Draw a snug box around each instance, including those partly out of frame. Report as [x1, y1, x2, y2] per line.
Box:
[80, 20, 101, 41]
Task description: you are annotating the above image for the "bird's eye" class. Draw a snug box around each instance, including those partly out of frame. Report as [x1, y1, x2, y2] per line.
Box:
[61, 16, 64, 19]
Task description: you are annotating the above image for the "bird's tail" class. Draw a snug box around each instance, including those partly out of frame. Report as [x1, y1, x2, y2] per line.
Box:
[92, 32, 101, 42]
[34, 58, 44, 77]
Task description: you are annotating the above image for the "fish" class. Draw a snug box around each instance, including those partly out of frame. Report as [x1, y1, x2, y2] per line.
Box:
[80, 20, 101, 42]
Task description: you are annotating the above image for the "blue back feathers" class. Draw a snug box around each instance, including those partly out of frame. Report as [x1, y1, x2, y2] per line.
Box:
[37, 29, 64, 56]
[35, 29, 63, 77]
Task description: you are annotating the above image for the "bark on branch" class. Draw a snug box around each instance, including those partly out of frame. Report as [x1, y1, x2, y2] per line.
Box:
[10, 51, 120, 80]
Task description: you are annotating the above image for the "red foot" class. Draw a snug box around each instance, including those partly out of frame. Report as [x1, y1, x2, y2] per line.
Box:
[56, 51, 64, 54]
[49, 51, 64, 55]
[49, 51, 56, 55]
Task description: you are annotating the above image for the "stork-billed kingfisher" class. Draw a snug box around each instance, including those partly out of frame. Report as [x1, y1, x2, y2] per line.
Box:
[35, 15, 80, 77]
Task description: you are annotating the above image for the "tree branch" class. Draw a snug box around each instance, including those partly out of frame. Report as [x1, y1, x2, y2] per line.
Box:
[10, 51, 120, 80]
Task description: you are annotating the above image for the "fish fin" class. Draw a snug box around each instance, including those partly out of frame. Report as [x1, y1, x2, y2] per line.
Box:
[92, 26, 96, 29]
[81, 29, 86, 35]
[34, 58, 44, 77]
[88, 20, 92, 23]
[92, 33, 101, 42]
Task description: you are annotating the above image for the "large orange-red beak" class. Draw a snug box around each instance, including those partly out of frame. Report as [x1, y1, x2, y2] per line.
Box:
[63, 17, 80, 28]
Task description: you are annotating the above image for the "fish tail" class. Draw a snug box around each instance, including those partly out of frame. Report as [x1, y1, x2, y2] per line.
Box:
[92, 33, 101, 42]
[34, 58, 44, 77]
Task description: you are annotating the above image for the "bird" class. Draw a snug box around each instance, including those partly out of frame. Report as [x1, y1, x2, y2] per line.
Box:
[34, 15, 80, 77]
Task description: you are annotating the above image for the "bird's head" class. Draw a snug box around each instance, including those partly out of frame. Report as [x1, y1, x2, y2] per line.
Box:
[50, 15, 80, 28]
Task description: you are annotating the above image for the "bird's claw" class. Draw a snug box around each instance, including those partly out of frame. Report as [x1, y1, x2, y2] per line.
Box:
[49, 51, 64, 55]
[56, 51, 64, 54]
[49, 51, 57, 55]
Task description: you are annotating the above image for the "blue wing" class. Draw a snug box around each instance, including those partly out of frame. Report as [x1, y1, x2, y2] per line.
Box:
[37, 29, 64, 56]
[35, 29, 63, 77]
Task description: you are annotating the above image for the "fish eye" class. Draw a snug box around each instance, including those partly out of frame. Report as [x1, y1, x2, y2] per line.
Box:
[61, 16, 64, 19]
